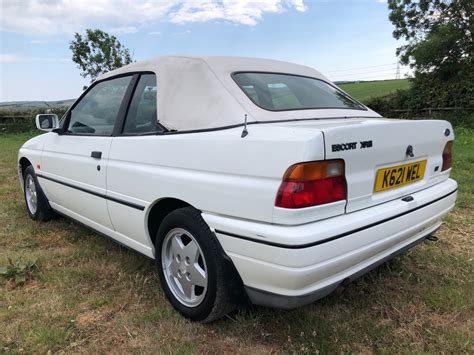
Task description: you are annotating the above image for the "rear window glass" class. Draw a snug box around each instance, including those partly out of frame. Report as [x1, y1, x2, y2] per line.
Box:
[233, 72, 365, 111]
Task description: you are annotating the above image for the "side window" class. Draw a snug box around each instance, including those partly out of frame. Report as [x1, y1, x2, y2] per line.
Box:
[67, 76, 132, 135]
[123, 74, 158, 134]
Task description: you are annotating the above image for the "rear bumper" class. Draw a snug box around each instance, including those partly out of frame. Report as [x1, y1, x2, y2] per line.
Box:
[202, 178, 457, 309]
[244, 229, 436, 309]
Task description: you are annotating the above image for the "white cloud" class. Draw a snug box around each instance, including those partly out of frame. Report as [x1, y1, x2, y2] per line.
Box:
[169, 0, 307, 26]
[288, 0, 307, 12]
[109, 26, 139, 34]
[30, 57, 70, 62]
[0, 54, 20, 62]
[172, 30, 192, 36]
[148, 31, 162, 36]
[0, 0, 307, 35]
[0, 54, 69, 63]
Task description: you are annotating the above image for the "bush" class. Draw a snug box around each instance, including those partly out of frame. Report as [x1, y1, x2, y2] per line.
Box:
[0, 108, 68, 133]
[365, 88, 474, 128]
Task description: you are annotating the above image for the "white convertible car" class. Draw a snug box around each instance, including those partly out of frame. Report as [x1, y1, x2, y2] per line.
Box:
[18, 56, 457, 322]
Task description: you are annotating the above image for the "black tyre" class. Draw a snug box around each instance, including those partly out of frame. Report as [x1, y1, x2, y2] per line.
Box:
[155, 206, 244, 322]
[23, 165, 55, 222]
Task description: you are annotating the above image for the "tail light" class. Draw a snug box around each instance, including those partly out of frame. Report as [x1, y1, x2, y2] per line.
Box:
[275, 160, 347, 209]
[442, 141, 453, 171]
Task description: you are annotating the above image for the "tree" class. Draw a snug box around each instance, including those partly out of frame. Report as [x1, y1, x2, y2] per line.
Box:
[388, 0, 473, 108]
[69, 29, 133, 83]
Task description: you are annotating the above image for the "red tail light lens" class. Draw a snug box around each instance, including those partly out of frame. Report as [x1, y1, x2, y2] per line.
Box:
[275, 160, 347, 209]
[442, 141, 453, 171]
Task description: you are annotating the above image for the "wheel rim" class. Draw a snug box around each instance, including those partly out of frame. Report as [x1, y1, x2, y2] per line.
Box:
[161, 228, 208, 307]
[25, 175, 38, 214]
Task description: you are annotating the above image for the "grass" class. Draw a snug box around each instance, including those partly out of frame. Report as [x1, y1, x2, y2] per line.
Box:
[0, 130, 473, 353]
[339, 79, 411, 102]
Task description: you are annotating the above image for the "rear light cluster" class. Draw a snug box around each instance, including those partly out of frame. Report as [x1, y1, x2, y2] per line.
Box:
[275, 160, 347, 209]
[442, 141, 453, 171]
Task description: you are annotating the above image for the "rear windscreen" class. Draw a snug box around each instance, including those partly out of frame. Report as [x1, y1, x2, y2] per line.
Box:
[233, 72, 365, 111]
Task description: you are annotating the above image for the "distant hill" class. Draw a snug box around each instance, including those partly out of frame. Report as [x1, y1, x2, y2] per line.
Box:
[338, 79, 411, 102]
[0, 99, 75, 110]
[0, 79, 411, 110]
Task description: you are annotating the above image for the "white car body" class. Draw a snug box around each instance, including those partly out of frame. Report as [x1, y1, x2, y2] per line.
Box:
[18, 56, 457, 309]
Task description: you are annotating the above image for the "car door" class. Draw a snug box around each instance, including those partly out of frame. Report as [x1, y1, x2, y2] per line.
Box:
[106, 73, 161, 252]
[39, 75, 135, 231]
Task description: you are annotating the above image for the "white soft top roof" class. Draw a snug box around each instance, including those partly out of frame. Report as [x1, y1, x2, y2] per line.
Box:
[98, 56, 380, 131]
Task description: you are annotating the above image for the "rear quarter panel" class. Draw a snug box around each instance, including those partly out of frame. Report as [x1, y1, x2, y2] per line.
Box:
[105, 126, 325, 236]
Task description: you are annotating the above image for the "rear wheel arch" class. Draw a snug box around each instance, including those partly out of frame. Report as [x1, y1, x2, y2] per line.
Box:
[146, 199, 247, 306]
[155, 206, 247, 321]
[147, 198, 192, 249]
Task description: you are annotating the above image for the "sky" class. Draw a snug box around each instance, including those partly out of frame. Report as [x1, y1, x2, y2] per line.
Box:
[0, 0, 410, 102]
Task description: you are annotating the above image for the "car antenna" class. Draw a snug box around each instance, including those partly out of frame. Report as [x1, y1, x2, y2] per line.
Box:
[241, 114, 249, 138]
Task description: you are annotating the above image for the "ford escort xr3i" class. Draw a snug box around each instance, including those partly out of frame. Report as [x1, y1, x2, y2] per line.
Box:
[18, 56, 457, 322]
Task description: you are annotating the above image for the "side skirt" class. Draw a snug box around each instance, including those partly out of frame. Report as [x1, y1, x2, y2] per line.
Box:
[51, 205, 155, 260]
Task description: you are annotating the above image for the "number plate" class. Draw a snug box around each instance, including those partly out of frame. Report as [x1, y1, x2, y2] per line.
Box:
[374, 160, 427, 192]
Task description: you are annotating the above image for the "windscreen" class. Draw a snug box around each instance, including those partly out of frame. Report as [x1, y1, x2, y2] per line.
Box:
[233, 72, 365, 111]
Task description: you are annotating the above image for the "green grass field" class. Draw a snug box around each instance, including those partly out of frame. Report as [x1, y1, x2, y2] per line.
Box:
[0, 130, 472, 353]
[339, 79, 411, 102]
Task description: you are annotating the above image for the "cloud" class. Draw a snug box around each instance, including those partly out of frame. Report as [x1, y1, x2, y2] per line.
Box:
[0, 54, 20, 62]
[30, 57, 70, 62]
[0, 0, 307, 35]
[0, 54, 69, 63]
[172, 30, 192, 36]
[291, 0, 307, 12]
[148, 31, 162, 36]
[169, 0, 307, 26]
[109, 26, 139, 34]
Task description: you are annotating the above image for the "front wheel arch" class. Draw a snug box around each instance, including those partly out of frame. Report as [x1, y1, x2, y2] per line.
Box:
[22, 165, 55, 222]
[19, 157, 32, 187]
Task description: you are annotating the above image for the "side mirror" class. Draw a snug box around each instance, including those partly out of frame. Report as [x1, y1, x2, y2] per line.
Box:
[35, 114, 59, 132]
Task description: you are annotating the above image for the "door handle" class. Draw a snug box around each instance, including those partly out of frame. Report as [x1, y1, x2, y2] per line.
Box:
[91, 151, 102, 159]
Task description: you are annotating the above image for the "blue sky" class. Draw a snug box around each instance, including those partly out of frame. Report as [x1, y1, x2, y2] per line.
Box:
[0, 0, 409, 102]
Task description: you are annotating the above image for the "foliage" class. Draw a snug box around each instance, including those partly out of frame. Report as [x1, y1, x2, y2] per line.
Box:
[338, 79, 473, 127]
[389, 0, 472, 70]
[0, 108, 68, 133]
[69, 29, 133, 83]
[364, 90, 474, 128]
[0, 257, 39, 285]
[364, 89, 410, 113]
[388, 0, 473, 109]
